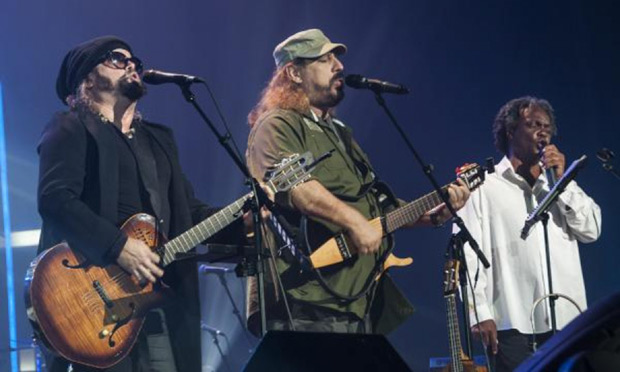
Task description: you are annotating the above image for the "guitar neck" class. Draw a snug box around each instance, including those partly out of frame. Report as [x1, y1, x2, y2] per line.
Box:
[384, 185, 448, 233]
[446, 294, 464, 372]
[161, 192, 252, 266]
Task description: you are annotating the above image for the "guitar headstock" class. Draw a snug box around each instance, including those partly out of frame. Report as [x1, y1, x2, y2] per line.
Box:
[264, 152, 314, 193]
[455, 163, 485, 192]
[443, 259, 460, 296]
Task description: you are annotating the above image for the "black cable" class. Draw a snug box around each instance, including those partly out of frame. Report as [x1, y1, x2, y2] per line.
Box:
[303, 215, 393, 302]
[260, 221, 297, 331]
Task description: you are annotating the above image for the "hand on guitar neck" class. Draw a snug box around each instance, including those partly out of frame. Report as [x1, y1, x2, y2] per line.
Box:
[117, 237, 164, 283]
[471, 319, 498, 355]
[421, 178, 470, 227]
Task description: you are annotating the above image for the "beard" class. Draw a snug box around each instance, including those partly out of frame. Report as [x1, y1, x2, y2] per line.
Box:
[307, 81, 345, 109]
[92, 70, 146, 102]
[118, 78, 147, 101]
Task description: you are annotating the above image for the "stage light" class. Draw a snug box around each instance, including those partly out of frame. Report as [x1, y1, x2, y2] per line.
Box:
[0, 82, 19, 372]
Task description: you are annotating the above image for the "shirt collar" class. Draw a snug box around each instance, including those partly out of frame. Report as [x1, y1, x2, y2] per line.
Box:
[497, 156, 548, 191]
[302, 109, 334, 129]
[300, 109, 320, 123]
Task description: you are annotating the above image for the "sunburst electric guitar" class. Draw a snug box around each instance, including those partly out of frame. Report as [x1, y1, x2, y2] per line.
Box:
[24, 152, 315, 369]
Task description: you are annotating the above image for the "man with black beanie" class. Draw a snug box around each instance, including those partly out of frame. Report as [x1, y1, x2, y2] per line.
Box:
[36, 35, 244, 371]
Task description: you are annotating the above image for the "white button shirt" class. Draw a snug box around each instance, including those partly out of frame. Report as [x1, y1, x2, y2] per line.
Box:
[455, 156, 602, 334]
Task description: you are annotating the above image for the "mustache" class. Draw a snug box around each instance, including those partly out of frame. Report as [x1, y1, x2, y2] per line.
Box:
[331, 72, 345, 84]
[123, 72, 144, 84]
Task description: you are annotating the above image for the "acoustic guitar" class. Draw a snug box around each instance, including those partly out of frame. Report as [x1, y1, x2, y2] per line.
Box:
[306, 163, 485, 272]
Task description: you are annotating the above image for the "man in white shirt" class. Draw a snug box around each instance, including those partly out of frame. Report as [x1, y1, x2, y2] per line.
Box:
[456, 96, 602, 371]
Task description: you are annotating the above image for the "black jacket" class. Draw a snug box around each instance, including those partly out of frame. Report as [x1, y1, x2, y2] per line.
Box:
[37, 106, 241, 371]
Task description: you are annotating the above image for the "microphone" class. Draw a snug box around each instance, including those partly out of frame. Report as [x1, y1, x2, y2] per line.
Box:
[538, 141, 557, 188]
[345, 74, 409, 95]
[142, 69, 204, 85]
[596, 147, 620, 180]
[199, 264, 233, 276]
[200, 322, 224, 336]
[596, 148, 615, 163]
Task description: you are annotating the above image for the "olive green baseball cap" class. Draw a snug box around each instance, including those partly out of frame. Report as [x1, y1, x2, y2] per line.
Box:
[273, 29, 347, 68]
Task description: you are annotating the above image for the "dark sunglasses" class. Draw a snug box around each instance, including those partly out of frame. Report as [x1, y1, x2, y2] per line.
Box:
[99, 51, 144, 74]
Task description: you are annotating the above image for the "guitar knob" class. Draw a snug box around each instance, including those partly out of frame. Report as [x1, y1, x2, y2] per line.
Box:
[99, 329, 110, 338]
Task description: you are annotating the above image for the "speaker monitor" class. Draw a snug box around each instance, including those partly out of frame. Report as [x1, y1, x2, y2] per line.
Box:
[517, 292, 620, 371]
[244, 331, 411, 371]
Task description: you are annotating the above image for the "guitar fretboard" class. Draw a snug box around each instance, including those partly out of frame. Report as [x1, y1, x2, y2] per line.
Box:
[446, 294, 464, 372]
[384, 186, 447, 233]
[161, 192, 252, 266]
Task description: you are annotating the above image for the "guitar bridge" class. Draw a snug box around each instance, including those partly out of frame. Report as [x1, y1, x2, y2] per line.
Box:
[93, 280, 114, 309]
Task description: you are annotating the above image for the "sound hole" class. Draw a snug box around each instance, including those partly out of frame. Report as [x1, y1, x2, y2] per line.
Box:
[61, 258, 89, 269]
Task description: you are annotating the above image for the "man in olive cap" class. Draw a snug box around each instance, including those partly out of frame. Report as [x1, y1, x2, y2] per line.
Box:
[37, 36, 245, 371]
[245, 29, 470, 335]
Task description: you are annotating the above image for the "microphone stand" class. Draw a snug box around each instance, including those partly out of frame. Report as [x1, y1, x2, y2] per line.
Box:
[177, 82, 270, 337]
[200, 322, 232, 372]
[216, 272, 255, 352]
[521, 155, 588, 335]
[371, 91, 489, 268]
[602, 164, 620, 180]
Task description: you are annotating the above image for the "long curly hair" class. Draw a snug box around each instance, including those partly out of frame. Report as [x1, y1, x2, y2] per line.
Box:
[493, 96, 557, 155]
[248, 61, 310, 128]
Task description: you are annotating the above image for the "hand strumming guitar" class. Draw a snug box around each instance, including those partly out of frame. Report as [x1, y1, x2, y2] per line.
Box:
[117, 237, 164, 283]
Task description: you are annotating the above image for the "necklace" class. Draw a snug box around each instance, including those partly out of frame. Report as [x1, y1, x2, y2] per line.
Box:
[96, 112, 136, 139]
[123, 127, 136, 139]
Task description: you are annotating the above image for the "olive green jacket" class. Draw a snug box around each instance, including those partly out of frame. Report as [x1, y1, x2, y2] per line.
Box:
[246, 108, 413, 334]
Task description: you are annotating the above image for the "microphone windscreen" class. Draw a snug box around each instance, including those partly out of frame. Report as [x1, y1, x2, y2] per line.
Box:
[344, 74, 365, 89]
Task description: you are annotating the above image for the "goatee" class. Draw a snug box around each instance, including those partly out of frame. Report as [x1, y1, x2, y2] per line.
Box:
[119, 79, 147, 101]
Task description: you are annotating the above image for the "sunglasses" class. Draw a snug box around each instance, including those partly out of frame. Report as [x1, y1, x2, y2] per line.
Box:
[99, 51, 144, 74]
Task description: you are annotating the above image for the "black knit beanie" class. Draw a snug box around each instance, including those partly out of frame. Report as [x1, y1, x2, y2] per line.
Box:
[55, 35, 132, 105]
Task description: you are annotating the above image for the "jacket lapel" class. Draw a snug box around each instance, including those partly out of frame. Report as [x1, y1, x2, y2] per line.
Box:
[79, 108, 119, 223]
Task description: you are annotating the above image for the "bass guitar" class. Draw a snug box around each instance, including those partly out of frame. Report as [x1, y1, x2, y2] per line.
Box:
[442, 259, 487, 372]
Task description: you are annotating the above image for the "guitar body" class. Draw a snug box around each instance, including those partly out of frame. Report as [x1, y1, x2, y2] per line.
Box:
[440, 357, 488, 372]
[25, 213, 172, 368]
[304, 179, 413, 276]
[304, 216, 413, 275]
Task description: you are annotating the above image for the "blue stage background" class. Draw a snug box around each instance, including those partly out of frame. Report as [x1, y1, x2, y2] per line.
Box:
[1, 1, 618, 370]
